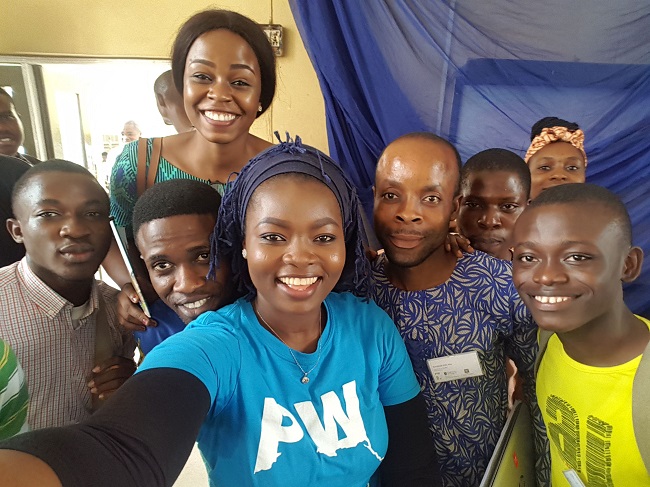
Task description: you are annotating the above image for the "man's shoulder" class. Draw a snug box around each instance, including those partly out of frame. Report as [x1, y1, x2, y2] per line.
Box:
[0, 263, 53, 323]
[96, 280, 120, 302]
[459, 250, 512, 270]
[96, 279, 119, 292]
[20, 154, 41, 166]
[0, 155, 31, 186]
[453, 251, 514, 283]
[0, 261, 19, 276]
[368, 253, 398, 302]
[369, 252, 390, 285]
[0, 262, 21, 290]
[369, 251, 387, 270]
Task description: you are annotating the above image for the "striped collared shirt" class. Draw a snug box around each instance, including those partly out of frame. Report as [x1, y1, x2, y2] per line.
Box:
[0, 259, 135, 429]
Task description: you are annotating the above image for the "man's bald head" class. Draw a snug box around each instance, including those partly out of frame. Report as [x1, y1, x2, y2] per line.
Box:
[154, 70, 192, 133]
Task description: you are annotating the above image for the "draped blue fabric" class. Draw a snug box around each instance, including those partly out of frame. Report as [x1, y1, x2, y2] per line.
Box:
[290, 0, 650, 316]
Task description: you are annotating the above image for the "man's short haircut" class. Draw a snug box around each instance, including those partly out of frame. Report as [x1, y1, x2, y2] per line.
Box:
[12, 159, 103, 214]
[154, 70, 174, 96]
[132, 179, 221, 241]
[381, 132, 463, 194]
[123, 120, 140, 132]
[529, 183, 632, 245]
[154, 70, 183, 104]
[461, 148, 531, 198]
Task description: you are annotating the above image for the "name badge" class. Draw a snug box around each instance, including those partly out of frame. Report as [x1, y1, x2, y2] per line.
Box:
[426, 351, 484, 383]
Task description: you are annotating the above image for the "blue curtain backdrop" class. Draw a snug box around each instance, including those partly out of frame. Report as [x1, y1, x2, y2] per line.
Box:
[290, 0, 650, 316]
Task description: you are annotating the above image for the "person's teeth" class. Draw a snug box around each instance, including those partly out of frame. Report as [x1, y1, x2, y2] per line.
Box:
[184, 298, 209, 309]
[534, 296, 570, 304]
[204, 111, 236, 122]
[279, 277, 318, 287]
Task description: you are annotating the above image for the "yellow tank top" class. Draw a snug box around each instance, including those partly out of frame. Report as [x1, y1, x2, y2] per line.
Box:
[537, 316, 650, 486]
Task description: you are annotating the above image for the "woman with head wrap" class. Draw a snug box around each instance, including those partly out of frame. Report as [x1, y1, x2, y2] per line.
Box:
[525, 116, 587, 199]
[0, 136, 441, 487]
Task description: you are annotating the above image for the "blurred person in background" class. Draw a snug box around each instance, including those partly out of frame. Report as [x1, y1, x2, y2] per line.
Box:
[154, 70, 192, 133]
[0, 88, 40, 166]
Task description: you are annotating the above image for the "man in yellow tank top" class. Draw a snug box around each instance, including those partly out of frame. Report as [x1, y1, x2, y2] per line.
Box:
[511, 183, 649, 486]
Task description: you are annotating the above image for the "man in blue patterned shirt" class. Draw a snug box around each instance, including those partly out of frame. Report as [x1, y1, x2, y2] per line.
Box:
[370, 132, 543, 486]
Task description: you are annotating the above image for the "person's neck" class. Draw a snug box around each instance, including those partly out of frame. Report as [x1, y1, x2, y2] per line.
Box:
[558, 305, 649, 367]
[182, 131, 264, 183]
[53, 280, 93, 307]
[385, 246, 458, 291]
[27, 260, 93, 306]
[496, 245, 514, 261]
[253, 298, 323, 353]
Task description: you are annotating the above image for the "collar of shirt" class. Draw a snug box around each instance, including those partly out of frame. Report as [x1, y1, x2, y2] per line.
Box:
[17, 258, 100, 327]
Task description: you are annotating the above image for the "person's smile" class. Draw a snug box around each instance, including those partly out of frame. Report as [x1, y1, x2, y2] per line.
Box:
[387, 232, 424, 249]
[276, 275, 322, 299]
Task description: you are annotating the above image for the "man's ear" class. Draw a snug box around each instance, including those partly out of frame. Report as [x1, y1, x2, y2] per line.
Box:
[6, 218, 23, 244]
[450, 195, 461, 222]
[155, 93, 166, 108]
[622, 246, 644, 283]
[155, 95, 172, 125]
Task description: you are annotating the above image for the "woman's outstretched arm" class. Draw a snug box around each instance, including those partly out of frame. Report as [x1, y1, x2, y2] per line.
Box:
[0, 450, 61, 487]
[0, 368, 210, 487]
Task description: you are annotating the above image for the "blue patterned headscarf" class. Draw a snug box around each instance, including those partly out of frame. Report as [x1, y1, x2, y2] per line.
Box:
[209, 133, 369, 300]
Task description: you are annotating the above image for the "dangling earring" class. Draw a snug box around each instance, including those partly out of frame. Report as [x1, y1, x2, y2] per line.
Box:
[257, 103, 263, 113]
[242, 249, 247, 259]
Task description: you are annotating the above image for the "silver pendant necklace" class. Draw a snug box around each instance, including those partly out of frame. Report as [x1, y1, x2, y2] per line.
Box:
[254, 304, 323, 384]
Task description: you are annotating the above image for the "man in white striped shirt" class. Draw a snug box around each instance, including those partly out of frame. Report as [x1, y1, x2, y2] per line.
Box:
[0, 160, 135, 429]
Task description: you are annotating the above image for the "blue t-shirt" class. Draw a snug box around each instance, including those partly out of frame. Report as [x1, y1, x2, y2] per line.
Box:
[138, 292, 420, 487]
[133, 299, 186, 355]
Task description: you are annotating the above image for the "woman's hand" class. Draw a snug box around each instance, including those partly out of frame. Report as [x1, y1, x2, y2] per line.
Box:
[117, 283, 156, 332]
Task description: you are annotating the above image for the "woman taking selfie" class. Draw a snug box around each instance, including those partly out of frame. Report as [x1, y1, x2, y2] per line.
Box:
[0, 137, 441, 486]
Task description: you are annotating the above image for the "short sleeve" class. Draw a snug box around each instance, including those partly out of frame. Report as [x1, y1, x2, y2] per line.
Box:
[372, 304, 421, 407]
[109, 140, 141, 232]
[136, 311, 241, 415]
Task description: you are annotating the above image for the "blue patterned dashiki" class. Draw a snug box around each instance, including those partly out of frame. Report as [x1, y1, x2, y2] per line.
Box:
[371, 250, 538, 487]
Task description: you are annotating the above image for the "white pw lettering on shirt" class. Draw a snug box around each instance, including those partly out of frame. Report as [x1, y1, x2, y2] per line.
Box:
[254, 380, 380, 473]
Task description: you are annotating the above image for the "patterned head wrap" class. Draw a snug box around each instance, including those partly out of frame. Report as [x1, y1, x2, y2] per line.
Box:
[209, 132, 370, 300]
[524, 126, 587, 166]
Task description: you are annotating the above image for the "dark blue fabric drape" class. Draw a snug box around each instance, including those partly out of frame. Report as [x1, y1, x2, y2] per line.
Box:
[290, 0, 650, 316]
